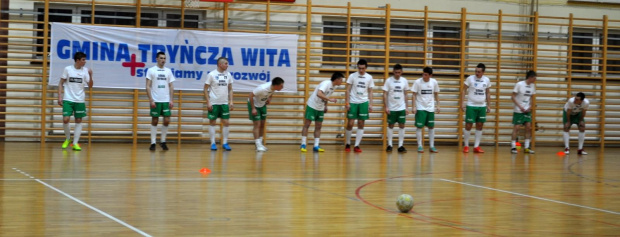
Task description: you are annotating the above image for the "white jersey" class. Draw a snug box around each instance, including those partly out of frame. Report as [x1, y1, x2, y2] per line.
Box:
[382, 76, 409, 111]
[205, 70, 233, 105]
[146, 66, 176, 103]
[411, 78, 440, 112]
[307, 80, 337, 111]
[564, 97, 590, 115]
[464, 75, 491, 107]
[512, 81, 536, 113]
[251, 82, 275, 108]
[61, 65, 91, 103]
[347, 72, 374, 104]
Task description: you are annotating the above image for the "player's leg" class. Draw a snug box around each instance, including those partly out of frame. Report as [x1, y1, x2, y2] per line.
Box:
[221, 104, 231, 151]
[62, 101, 73, 149]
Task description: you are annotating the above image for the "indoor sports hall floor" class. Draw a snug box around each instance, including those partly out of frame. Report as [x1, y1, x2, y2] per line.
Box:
[1, 142, 619, 236]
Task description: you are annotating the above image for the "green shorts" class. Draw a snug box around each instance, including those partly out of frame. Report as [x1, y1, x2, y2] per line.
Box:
[563, 110, 584, 125]
[387, 110, 406, 124]
[465, 106, 487, 123]
[208, 104, 230, 120]
[62, 101, 87, 118]
[150, 102, 171, 117]
[347, 101, 369, 120]
[512, 112, 532, 125]
[305, 105, 325, 122]
[415, 110, 435, 128]
[247, 101, 267, 121]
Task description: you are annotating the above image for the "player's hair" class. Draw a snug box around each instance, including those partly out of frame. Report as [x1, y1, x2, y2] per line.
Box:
[357, 59, 368, 67]
[393, 64, 403, 71]
[272, 77, 285, 85]
[526, 70, 537, 79]
[73, 52, 87, 62]
[156, 51, 166, 58]
[477, 63, 486, 72]
[423, 67, 433, 75]
[576, 92, 586, 100]
[331, 72, 344, 81]
[217, 57, 228, 64]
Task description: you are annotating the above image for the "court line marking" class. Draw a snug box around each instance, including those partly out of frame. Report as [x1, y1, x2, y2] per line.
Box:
[0, 177, 437, 181]
[12, 168, 152, 237]
[441, 178, 620, 215]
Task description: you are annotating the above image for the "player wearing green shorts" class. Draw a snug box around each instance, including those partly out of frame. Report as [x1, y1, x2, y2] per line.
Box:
[510, 70, 537, 154]
[204, 57, 234, 151]
[249, 77, 285, 152]
[344, 59, 375, 153]
[383, 64, 410, 153]
[146, 52, 176, 151]
[411, 67, 440, 153]
[562, 92, 590, 155]
[58, 52, 93, 151]
[300, 72, 344, 152]
[460, 63, 491, 153]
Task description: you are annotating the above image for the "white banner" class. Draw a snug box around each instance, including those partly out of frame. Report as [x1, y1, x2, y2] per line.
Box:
[49, 23, 298, 92]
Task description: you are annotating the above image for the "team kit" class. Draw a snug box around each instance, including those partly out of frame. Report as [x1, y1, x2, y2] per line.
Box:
[59, 53, 590, 155]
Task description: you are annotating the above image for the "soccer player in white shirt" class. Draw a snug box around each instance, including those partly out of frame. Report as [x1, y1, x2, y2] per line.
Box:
[58, 52, 93, 151]
[383, 64, 409, 153]
[411, 67, 440, 153]
[344, 59, 375, 153]
[300, 72, 344, 152]
[204, 57, 234, 151]
[563, 92, 590, 155]
[146, 52, 176, 151]
[461, 63, 491, 153]
[511, 70, 537, 154]
[248, 77, 285, 152]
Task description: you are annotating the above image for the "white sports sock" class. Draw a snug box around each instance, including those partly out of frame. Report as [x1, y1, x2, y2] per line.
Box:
[150, 125, 157, 144]
[429, 129, 435, 147]
[161, 126, 168, 143]
[314, 138, 320, 147]
[474, 130, 483, 147]
[511, 140, 516, 148]
[563, 132, 570, 148]
[63, 123, 71, 140]
[73, 123, 82, 145]
[387, 127, 394, 146]
[398, 128, 405, 147]
[416, 128, 423, 147]
[223, 126, 229, 144]
[524, 139, 530, 149]
[578, 132, 585, 149]
[463, 129, 470, 147]
[255, 139, 262, 147]
[355, 129, 364, 147]
[301, 136, 307, 146]
[345, 130, 352, 145]
[209, 125, 216, 145]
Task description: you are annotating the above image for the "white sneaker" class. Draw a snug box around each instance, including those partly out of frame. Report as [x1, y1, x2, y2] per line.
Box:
[256, 145, 267, 152]
[564, 147, 570, 154]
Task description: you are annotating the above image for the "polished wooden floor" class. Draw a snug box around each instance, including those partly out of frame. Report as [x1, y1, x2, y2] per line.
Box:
[1, 142, 619, 236]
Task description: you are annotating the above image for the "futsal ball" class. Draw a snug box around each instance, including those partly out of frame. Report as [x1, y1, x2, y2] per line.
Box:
[515, 142, 522, 150]
[396, 194, 414, 213]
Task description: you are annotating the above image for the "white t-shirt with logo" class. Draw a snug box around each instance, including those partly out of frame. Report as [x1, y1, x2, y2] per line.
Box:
[464, 75, 491, 107]
[251, 82, 274, 108]
[564, 97, 590, 115]
[347, 72, 374, 104]
[307, 80, 336, 111]
[411, 78, 440, 112]
[146, 66, 176, 103]
[61, 65, 91, 103]
[382, 76, 409, 111]
[512, 81, 536, 113]
[205, 70, 234, 105]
